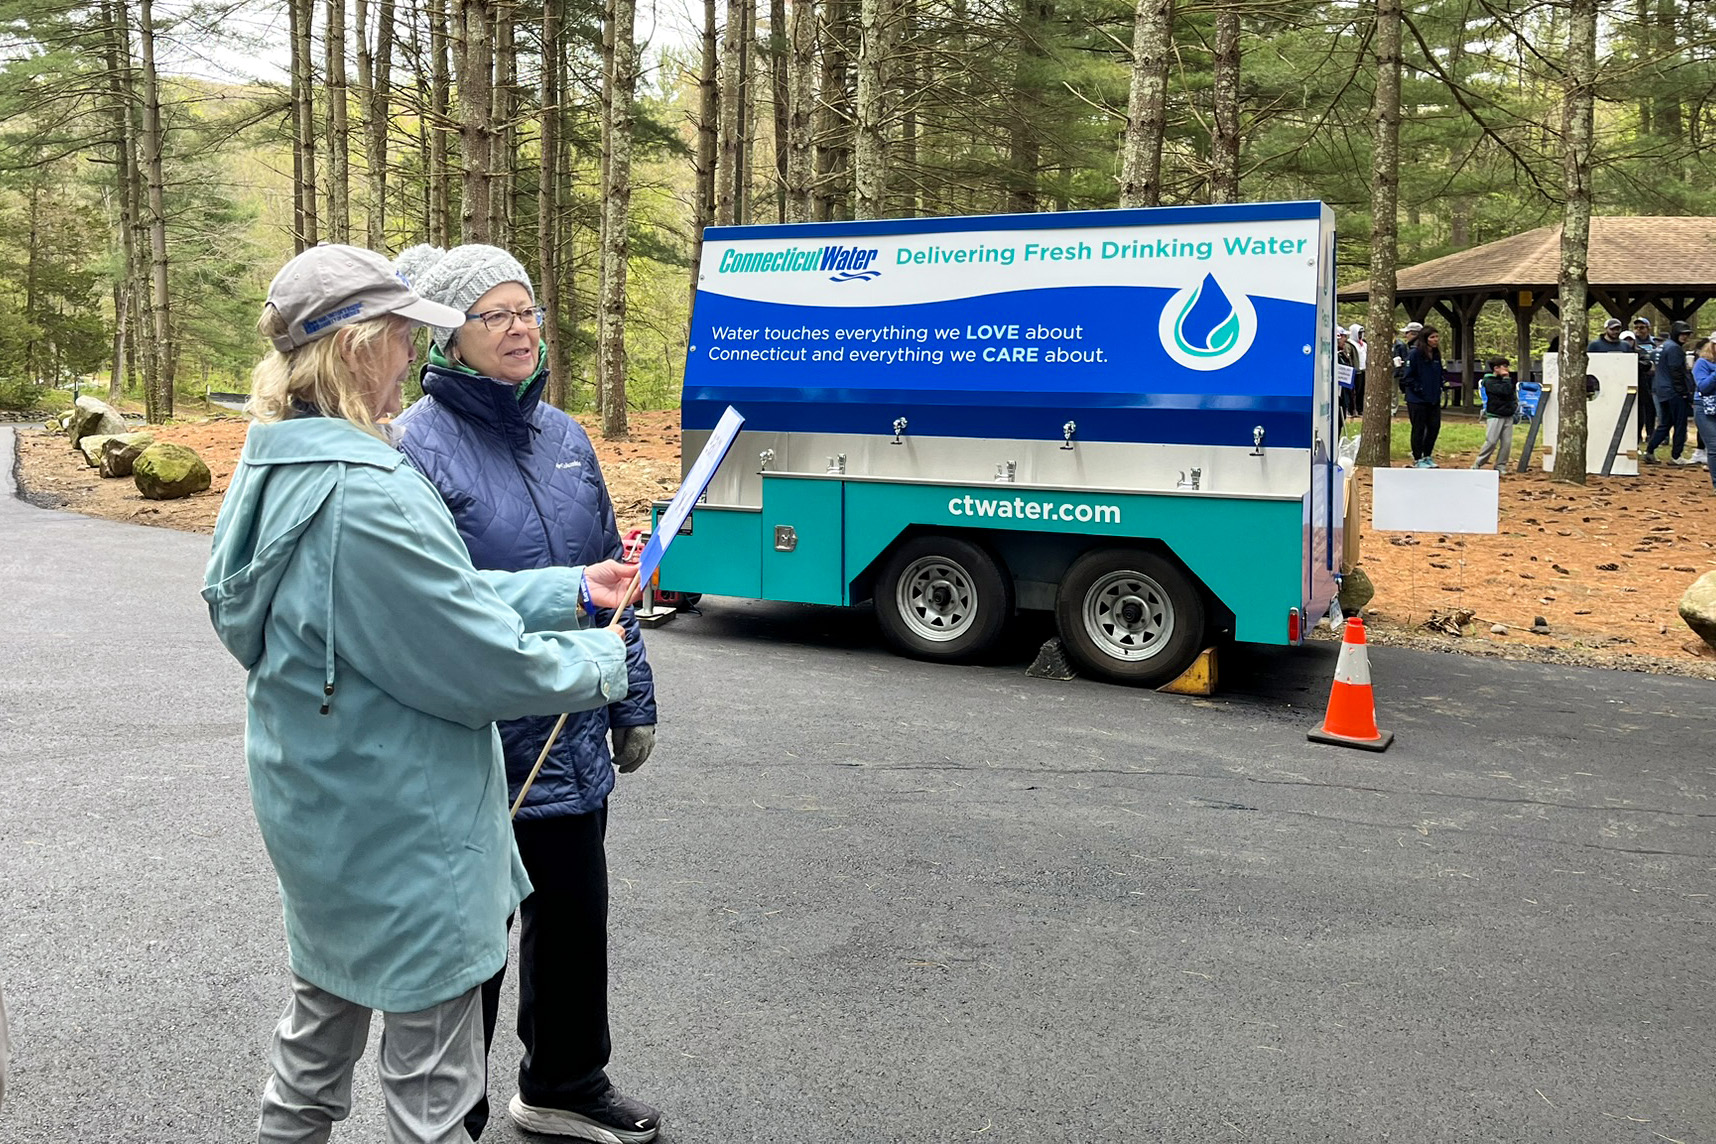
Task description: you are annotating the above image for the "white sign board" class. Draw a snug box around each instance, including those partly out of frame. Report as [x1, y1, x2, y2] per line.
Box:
[1371, 468, 1500, 533]
[1539, 353, 1640, 476]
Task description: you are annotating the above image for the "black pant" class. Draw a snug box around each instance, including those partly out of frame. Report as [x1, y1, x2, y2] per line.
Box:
[465, 806, 612, 1139]
[1638, 379, 1657, 441]
[1407, 401, 1441, 460]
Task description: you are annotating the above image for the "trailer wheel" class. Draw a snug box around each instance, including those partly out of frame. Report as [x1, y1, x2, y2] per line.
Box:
[875, 536, 1012, 662]
[1055, 549, 1205, 685]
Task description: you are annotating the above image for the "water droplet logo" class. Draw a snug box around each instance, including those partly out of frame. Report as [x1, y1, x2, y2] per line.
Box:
[1157, 272, 1257, 371]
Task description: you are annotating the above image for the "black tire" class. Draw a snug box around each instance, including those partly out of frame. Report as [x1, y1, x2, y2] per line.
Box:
[1054, 548, 1206, 685]
[874, 535, 1013, 662]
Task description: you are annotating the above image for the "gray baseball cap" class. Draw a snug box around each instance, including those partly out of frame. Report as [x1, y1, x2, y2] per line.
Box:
[264, 244, 466, 353]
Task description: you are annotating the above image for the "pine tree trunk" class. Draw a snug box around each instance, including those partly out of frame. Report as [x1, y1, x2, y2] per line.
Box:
[102, 0, 139, 400]
[692, 0, 720, 307]
[489, 3, 515, 246]
[540, 0, 567, 409]
[459, 0, 495, 243]
[1209, 4, 1240, 204]
[1356, 0, 1402, 468]
[430, 0, 453, 246]
[599, 0, 637, 439]
[1554, 0, 1597, 485]
[1006, 0, 1046, 214]
[1117, 0, 1172, 207]
[815, 0, 852, 220]
[291, 0, 320, 249]
[853, 0, 890, 218]
[326, 0, 351, 241]
[717, 0, 741, 225]
[138, 0, 174, 419]
[784, 0, 815, 221]
[896, 0, 917, 216]
[360, 0, 396, 249]
[770, 0, 789, 222]
[738, 0, 755, 223]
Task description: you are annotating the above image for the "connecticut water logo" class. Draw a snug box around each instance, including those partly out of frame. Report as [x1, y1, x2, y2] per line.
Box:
[1157, 272, 1257, 371]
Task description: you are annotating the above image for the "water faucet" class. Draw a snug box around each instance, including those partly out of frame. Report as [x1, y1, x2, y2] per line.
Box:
[758, 448, 776, 472]
[1061, 420, 1077, 450]
[1250, 426, 1266, 457]
[891, 417, 908, 445]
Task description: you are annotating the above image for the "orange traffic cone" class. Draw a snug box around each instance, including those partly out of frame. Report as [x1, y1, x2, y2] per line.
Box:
[1307, 617, 1394, 752]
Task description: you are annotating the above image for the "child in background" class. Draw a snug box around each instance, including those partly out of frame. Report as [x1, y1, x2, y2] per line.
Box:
[1473, 356, 1519, 471]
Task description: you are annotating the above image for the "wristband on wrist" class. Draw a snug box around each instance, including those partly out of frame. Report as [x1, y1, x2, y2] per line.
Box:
[577, 570, 599, 617]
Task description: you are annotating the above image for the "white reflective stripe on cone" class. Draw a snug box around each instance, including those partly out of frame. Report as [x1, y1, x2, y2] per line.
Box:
[1331, 639, 1371, 686]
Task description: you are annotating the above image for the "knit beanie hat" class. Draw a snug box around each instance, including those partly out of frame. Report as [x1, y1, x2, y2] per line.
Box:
[403, 244, 537, 351]
[392, 243, 446, 289]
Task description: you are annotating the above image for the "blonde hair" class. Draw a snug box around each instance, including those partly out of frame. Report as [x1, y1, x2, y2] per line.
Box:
[249, 307, 402, 438]
[1700, 340, 1716, 364]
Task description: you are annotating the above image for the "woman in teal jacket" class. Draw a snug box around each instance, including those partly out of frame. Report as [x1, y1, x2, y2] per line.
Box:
[203, 245, 641, 1143]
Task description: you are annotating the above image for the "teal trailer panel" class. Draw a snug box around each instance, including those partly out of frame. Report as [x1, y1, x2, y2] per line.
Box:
[843, 482, 1304, 645]
[760, 476, 846, 605]
[653, 505, 764, 598]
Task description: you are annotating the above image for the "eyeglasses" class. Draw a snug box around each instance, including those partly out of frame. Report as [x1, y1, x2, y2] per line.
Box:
[465, 306, 546, 332]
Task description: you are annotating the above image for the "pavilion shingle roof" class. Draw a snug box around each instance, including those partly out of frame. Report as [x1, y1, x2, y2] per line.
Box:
[1338, 216, 1716, 300]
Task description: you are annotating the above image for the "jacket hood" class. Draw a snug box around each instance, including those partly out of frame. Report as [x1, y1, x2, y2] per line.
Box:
[203, 419, 404, 674]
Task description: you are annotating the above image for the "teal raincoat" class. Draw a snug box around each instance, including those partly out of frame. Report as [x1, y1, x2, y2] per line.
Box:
[203, 417, 628, 1012]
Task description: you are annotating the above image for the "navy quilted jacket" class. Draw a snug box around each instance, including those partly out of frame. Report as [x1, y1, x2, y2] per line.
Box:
[395, 359, 657, 820]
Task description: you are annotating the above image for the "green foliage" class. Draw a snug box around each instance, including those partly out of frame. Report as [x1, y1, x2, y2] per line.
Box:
[0, 0, 1714, 418]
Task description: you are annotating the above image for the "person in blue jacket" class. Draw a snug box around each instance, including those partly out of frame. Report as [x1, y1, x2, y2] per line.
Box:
[1401, 326, 1446, 467]
[203, 245, 638, 1142]
[1643, 321, 1695, 464]
[393, 244, 661, 1144]
[1693, 337, 1716, 490]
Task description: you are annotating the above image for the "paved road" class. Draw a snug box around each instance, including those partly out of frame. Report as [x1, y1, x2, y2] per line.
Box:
[2, 425, 1712, 1143]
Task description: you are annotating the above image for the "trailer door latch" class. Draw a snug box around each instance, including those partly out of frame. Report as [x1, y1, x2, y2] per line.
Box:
[774, 525, 798, 552]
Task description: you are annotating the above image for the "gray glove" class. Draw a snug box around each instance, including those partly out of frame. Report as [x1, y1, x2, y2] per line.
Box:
[611, 724, 656, 774]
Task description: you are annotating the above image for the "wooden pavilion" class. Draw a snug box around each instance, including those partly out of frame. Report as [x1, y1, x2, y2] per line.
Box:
[1337, 216, 1716, 408]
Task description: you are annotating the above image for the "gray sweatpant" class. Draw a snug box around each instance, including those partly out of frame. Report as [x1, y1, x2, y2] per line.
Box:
[1473, 415, 1513, 470]
[258, 974, 484, 1144]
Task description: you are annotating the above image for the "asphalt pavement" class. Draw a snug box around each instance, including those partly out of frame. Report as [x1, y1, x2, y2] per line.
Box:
[1, 425, 1712, 1143]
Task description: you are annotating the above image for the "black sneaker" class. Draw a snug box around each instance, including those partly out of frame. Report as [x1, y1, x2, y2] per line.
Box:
[508, 1089, 661, 1143]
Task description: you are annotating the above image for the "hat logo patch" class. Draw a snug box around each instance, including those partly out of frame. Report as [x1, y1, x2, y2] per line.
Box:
[304, 302, 363, 334]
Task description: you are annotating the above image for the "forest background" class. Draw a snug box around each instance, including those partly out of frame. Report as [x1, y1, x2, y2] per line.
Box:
[0, 0, 1713, 444]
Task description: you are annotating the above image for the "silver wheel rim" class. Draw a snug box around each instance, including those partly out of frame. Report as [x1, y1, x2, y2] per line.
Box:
[1082, 569, 1175, 661]
[895, 555, 978, 643]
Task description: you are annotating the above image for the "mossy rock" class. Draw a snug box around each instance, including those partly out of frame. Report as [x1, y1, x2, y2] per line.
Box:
[133, 442, 211, 500]
[98, 432, 156, 478]
[66, 395, 126, 446]
[1337, 566, 1376, 614]
[78, 433, 116, 468]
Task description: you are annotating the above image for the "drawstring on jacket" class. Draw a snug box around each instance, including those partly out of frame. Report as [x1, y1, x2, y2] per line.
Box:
[320, 464, 347, 715]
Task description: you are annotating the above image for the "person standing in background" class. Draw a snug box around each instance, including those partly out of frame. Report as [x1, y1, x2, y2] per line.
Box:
[1349, 324, 1368, 419]
[1643, 321, 1695, 464]
[394, 244, 662, 1144]
[1472, 357, 1518, 471]
[1401, 327, 1446, 467]
[1692, 338, 1716, 491]
[1632, 317, 1658, 446]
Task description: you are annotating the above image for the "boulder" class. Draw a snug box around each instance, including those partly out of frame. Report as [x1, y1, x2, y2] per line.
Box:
[1337, 566, 1375, 614]
[65, 395, 126, 447]
[133, 442, 211, 500]
[1677, 572, 1716, 650]
[98, 432, 156, 478]
[78, 433, 116, 467]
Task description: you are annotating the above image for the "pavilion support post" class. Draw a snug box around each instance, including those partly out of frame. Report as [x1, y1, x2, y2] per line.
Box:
[1459, 294, 1486, 410]
[1505, 288, 1547, 387]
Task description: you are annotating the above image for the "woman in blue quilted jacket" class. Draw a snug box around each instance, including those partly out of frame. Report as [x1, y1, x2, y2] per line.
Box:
[392, 244, 661, 1144]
